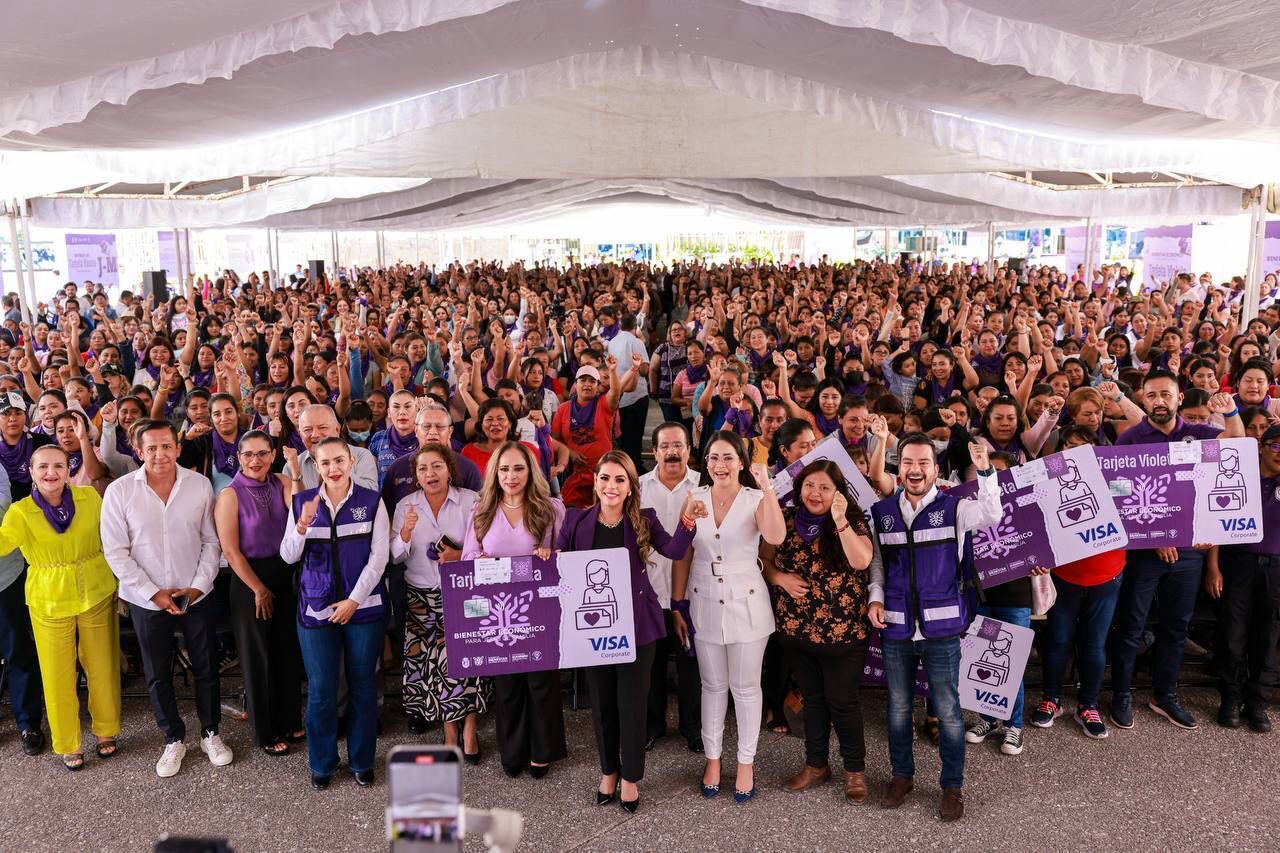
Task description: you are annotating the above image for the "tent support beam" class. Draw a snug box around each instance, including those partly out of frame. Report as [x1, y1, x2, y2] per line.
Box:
[6, 203, 31, 324]
[986, 222, 996, 278]
[1243, 186, 1266, 325]
[18, 200, 37, 302]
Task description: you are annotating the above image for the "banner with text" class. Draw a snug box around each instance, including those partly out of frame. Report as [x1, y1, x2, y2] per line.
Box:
[1142, 224, 1193, 290]
[64, 233, 119, 289]
[959, 616, 1034, 720]
[771, 431, 878, 513]
[439, 547, 635, 677]
[1094, 438, 1264, 548]
[950, 445, 1128, 588]
[157, 231, 179, 280]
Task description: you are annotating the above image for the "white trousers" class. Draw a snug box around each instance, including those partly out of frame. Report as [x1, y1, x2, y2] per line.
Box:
[694, 635, 769, 764]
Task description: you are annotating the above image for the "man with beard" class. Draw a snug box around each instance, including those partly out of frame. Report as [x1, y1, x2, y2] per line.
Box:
[551, 354, 641, 507]
[639, 421, 703, 753]
[868, 435, 999, 823]
[1109, 370, 1242, 732]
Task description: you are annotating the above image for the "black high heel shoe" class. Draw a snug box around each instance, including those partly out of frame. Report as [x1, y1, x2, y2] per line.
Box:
[463, 748, 482, 766]
[620, 796, 640, 814]
[596, 788, 618, 806]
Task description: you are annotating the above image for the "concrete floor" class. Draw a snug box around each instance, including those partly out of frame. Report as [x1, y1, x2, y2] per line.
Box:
[0, 681, 1276, 852]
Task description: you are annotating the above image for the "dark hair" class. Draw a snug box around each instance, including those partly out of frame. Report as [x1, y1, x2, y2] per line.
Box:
[36, 388, 67, 407]
[237, 429, 273, 451]
[770, 418, 816, 468]
[1143, 368, 1179, 387]
[314, 435, 351, 457]
[1057, 424, 1099, 447]
[651, 420, 689, 451]
[1233, 357, 1273, 390]
[1181, 388, 1210, 409]
[475, 398, 518, 440]
[412, 442, 459, 487]
[980, 394, 1024, 445]
[698, 430, 755, 489]
[135, 418, 179, 446]
[210, 392, 237, 411]
[837, 394, 868, 418]
[790, 459, 867, 570]
[896, 431, 934, 457]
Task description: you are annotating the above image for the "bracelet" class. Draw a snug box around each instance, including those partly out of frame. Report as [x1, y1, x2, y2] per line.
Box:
[680, 514, 696, 529]
[1224, 407, 1239, 418]
[835, 523, 850, 534]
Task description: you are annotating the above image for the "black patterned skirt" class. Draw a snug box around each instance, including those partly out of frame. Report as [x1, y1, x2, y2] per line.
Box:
[403, 585, 491, 722]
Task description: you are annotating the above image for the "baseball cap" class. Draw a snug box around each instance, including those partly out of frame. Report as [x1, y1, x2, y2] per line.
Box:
[1262, 424, 1280, 444]
[0, 392, 26, 415]
[100, 364, 124, 377]
[575, 366, 601, 382]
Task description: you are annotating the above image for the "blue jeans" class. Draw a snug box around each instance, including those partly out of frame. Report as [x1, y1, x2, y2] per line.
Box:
[297, 619, 383, 776]
[1110, 549, 1203, 700]
[1042, 575, 1121, 708]
[0, 573, 42, 730]
[977, 605, 1031, 726]
[883, 636, 964, 790]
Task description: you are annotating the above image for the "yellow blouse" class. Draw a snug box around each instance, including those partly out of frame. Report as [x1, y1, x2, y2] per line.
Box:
[0, 485, 117, 618]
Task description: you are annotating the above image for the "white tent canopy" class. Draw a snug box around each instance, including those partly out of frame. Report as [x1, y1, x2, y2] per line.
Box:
[4, 0, 1279, 227]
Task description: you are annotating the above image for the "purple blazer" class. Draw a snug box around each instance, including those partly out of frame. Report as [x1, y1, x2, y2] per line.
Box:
[557, 505, 693, 648]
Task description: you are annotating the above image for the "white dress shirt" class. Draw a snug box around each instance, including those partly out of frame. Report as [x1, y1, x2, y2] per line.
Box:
[390, 487, 479, 588]
[279, 479, 390, 607]
[639, 466, 700, 608]
[868, 473, 1002, 639]
[298, 443, 379, 491]
[607, 329, 650, 407]
[100, 466, 222, 610]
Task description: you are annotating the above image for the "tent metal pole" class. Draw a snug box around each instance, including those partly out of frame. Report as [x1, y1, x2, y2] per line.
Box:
[1243, 188, 1267, 325]
[986, 222, 996, 278]
[1083, 217, 1096, 281]
[6, 204, 31, 324]
[273, 229, 282, 288]
[183, 228, 193, 283]
[172, 228, 184, 284]
[882, 228, 891, 261]
[331, 231, 340, 272]
[18, 200, 37, 305]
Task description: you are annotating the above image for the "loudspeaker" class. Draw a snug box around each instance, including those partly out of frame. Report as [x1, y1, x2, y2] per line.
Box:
[1007, 257, 1026, 272]
[141, 270, 169, 304]
[308, 259, 326, 281]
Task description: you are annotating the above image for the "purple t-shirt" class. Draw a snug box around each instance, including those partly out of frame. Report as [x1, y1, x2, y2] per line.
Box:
[380, 450, 481, 516]
[1115, 416, 1221, 446]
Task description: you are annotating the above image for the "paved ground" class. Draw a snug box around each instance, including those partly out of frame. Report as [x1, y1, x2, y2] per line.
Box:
[0, 678, 1276, 852]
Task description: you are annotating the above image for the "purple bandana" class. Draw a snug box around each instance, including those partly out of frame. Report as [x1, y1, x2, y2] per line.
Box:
[0, 433, 33, 483]
[388, 426, 418, 459]
[192, 366, 217, 389]
[972, 352, 1003, 377]
[115, 426, 140, 462]
[32, 486, 75, 534]
[814, 412, 840, 436]
[794, 506, 828, 543]
[66, 450, 83, 477]
[569, 395, 600, 433]
[212, 429, 241, 477]
[684, 363, 708, 384]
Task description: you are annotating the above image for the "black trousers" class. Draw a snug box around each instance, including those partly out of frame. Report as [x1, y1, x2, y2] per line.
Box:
[588, 641, 657, 783]
[230, 556, 304, 746]
[130, 596, 221, 743]
[493, 670, 568, 772]
[762, 633, 792, 726]
[616, 396, 650, 474]
[780, 636, 868, 773]
[646, 610, 702, 742]
[1216, 549, 1280, 706]
[0, 571, 42, 731]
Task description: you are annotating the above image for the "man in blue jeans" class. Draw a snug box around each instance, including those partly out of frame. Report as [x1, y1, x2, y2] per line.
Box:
[1109, 370, 1244, 731]
[869, 435, 1000, 822]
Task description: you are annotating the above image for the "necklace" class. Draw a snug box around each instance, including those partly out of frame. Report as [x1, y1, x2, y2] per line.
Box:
[502, 498, 524, 509]
[598, 514, 623, 528]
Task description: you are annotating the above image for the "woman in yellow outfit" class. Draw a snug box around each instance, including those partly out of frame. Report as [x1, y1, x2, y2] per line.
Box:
[0, 445, 121, 769]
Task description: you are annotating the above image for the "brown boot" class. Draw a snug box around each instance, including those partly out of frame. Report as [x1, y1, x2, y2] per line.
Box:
[882, 776, 913, 809]
[783, 765, 831, 792]
[940, 787, 964, 822]
[843, 770, 868, 803]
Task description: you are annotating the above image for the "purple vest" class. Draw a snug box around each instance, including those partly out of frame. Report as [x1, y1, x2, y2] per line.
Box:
[293, 484, 387, 628]
[1241, 474, 1280, 556]
[871, 491, 976, 640]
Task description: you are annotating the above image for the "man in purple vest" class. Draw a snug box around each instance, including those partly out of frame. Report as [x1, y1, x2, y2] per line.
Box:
[868, 434, 1000, 822]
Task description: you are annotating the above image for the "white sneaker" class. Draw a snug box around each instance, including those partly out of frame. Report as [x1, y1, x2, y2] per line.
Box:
[200, 733, 234, 766]
[965, 719, 1002, 744]
[1000, 727, 1025, 755]
[156, 741, 187, 778]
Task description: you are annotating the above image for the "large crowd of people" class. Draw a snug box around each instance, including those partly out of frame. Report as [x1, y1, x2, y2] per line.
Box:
[0, 255, 1276, 823]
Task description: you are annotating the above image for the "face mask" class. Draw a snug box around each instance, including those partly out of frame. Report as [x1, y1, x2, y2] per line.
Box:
[348, 429, 371, 442]
[844, 370, 865, 386]
[503, 315, 517, 325]
[932, 439, 950, 455]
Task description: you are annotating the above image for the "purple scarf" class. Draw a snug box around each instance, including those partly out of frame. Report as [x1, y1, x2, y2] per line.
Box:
[569, 395, 601, 433]
[388, 426, 418, 459]
[192, 364, 217, 389]
[0, 433, 33, 483]
[32, 486, 75, 534]
[114, 426, 139, 463]
[286, 430, 306, 453]
[534, 423, 553, 480]
[814, 412, 840, 436]
[794, 506, 827, 543]
[722, 407, 754, 437]
[66, 450, 83, 477]
[212, 429, 241, 477]
[971, 352, 1003, 377]
[927, 373, 958, 405]
[746, 349, 773, 374]
[684, 362, 708, 385]
[599, 322, 619, 341]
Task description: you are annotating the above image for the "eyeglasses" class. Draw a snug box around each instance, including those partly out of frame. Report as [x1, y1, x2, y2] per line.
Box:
[1266, 442, 1280, 454]
[238, 450, 273, 461]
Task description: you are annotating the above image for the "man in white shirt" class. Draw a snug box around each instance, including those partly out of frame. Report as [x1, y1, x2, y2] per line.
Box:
[101, 419, 228, 778]
[607, 313, 651, 473]
[282, 404, 378, 491]
[638, 421, 702, 753]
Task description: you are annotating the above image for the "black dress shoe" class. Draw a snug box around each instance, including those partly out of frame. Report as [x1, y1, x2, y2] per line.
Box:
[528, 763, 549, 779]
[19, 729, 45, 756]
[1244, 704, 1272, 733]
[1218, 698, 1242, 729]
[501, 764, 522, 778]
[596, 788, 618, 806]
[407, 715, 430, 735]
[463, 749, 482, 766]
[310, 774, 331, 791]
[353, 769, 375, 787]
[644, 734, 659, 752]
[620, 797, 640, 814]
[686, 738, 704, 754]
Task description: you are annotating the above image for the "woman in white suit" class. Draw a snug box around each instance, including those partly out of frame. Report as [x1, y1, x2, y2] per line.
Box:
[671, 430, 785, 803]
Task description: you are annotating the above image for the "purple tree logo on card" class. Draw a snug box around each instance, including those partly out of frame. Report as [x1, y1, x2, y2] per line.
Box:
[479, 591, 534, 647]
[1045, 455, 1067, 478]
[1201, 441, 1220, 463]
[510, 556, 533, 581]
[973, 503, 1019, 558]
[1123, 473, 1172, 526]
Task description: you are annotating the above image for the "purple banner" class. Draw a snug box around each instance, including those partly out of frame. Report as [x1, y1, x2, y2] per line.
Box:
[1142, 224, 1193, 291]
[1094, 438, 1264, 548]
[64, 232, 119, 289]
[862, 630, 929, 696]
[439, 547, 635, 677]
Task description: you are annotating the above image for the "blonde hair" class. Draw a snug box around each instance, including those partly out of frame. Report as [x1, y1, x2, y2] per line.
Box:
[592, 450, 651, 568]
[472, 441, 557, 547]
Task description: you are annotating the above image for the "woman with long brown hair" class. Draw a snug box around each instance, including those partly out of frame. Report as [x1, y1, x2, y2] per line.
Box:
[461, 441, 565, 778]
[556, 450, 707, 813]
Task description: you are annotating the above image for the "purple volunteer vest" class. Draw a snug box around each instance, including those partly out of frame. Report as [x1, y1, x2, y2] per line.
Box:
[871, 490, 976, 640]
[293, 484, 388, 629]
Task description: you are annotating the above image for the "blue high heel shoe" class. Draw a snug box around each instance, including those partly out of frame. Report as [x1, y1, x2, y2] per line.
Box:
[733, 786, 758, 804]
[700, 781, 720, 799]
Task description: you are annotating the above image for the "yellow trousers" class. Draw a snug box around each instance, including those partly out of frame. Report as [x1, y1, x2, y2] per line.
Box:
[30, 594, 122, 755]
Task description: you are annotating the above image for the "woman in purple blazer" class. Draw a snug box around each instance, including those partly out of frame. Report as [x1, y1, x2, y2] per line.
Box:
[557, 450, 706, 814]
